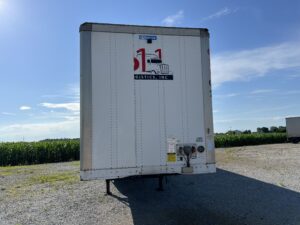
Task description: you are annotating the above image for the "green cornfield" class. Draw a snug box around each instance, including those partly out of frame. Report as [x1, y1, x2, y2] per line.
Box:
[214, 133, 287, 148]
[0, 140, 79, 166]
[0, 133, 288, 166]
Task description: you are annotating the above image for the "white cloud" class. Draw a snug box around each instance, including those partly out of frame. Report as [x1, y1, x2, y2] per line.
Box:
[202, 7, 238, 21]
[162, 10, 184, 26]
[65, 83, 79, 101]
[41, 83, 79, 101]
[40, 102, 79, 111]
[285, 90, 300, 95]
[41, 94, 62, 98]
[214, 93, 239, 98]
[250, 89, 275, 94]
[1, 112, 16, 116]
[64, 115, 79, 121]
[0, 84, 81, 141]
[211, 42, 300, 87]
[289, 74, 300, 78]
[0, 120, 79, 142]
[225, 93, 238, 97]
[19, 105, 31, 111]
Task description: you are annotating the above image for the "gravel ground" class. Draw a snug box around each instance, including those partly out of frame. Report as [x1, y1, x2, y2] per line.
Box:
[0, 143, 300, 225]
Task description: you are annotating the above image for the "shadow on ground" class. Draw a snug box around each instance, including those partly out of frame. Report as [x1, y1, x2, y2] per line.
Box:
[112, 169, 300, 225]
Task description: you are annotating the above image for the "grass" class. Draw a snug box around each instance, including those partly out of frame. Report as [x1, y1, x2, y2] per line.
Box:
[0, 162, 80, 199]
[216, 148, 238, 163]
[0, 164, 40, 176]
[69, 161, 80, 166]
[278, 182, 286, 187]
[0, 164, 79, 183]
[29, 171, 78, 185]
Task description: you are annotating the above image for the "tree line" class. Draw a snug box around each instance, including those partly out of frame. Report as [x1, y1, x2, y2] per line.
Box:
[216, 126, 286, 135]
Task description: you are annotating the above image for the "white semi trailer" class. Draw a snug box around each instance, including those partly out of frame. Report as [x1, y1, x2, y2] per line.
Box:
[286, 117, 300, 143]
[80, 23, 216, 194]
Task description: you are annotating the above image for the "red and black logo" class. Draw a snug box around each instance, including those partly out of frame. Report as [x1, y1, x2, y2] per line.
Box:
[133, 48, 173, 80]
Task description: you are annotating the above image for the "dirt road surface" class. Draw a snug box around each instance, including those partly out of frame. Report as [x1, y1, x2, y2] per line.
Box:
[0, 143, 300, 225]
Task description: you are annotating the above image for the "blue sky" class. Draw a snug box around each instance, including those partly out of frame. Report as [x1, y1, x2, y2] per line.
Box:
[0, 0, 300, 141]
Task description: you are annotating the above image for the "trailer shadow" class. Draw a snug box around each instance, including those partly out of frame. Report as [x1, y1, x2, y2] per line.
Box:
[112, 169, 300, 225]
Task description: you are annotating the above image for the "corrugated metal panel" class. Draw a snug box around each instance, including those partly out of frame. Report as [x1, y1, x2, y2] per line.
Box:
[80, 31, 92, 170]
[200, 32, 215, 164]
[80, 23, 215, 179]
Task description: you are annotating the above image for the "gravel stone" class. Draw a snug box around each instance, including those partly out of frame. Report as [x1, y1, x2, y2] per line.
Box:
[0, 143, 299, 225]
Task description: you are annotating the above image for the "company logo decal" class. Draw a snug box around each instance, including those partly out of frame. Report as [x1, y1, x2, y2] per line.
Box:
[133, 48, 173, 80]
[139, 35, 157, 40]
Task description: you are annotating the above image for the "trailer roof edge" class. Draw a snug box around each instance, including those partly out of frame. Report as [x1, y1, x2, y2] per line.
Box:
[79, 22, 209, 37]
